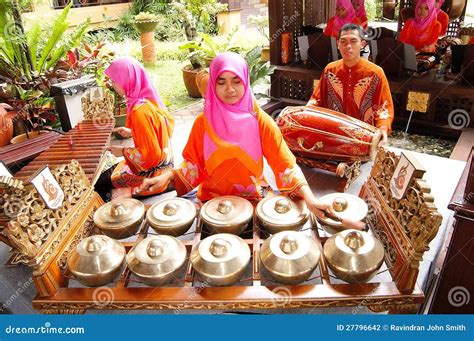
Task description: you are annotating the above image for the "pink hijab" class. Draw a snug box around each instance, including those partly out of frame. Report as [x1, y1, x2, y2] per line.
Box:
[104, 57, 166, 114]
[203, 52, 262, 165]
[334, 0, 357, 33]
[353, 0, 367, 18]
[413, 0, 439, 32]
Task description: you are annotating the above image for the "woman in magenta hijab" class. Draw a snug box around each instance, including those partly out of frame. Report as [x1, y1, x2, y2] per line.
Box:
[399, 0, 442, 52]
[94, 57, 174, 201]
[352, 0, 368, 28]
[324, 0, 362, 38]
[140, 52, 333, 219]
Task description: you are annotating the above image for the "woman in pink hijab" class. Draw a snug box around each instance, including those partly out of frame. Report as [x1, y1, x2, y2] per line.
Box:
[140, 52, 334, 219]
[95, 57, 174, 201]
[352, 0, 368, 28]
[324, 0, 362, 38]
[399, 0, 442, 52]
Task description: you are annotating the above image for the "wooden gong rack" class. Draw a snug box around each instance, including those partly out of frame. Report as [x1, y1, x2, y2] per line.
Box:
[2, 149, 441, 314]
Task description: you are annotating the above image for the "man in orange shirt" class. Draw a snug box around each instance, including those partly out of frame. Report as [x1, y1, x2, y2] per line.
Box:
[308, 23, 394, 145]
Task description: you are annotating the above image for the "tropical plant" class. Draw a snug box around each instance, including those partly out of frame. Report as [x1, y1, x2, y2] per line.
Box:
[115, 0, 170, 41]
[170, 0, 227, 41]
[55, 42, 116, 82]
[247, 15, 269, 43]
[0, 1, 90, 86]
[130, 0, 169, 15]
[179, 28, 240, 69]
[7, 86, 57, 133]
[244, 46, 275, 98]
[0, 1, 90, 135]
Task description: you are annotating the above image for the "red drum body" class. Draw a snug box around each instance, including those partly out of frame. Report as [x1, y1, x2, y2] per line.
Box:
[277, 106, 381, 162]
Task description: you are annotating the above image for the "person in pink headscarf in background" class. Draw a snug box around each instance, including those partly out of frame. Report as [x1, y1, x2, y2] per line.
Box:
[324, 0, 362, 38]
[94, 57, 175, 201]
[352, 0, 368, 28]
[399, 0, 442, 52]
[140, 52, 334, 219]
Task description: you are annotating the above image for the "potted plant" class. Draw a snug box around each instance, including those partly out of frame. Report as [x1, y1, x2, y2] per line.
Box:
[179, 29, 240, 98]
[134, 12, 160, 65]
[0, 2, 90, 140]
[244, 46, 275, 99]
[7, 87, 57, 144]
[0, 102, 14, 147]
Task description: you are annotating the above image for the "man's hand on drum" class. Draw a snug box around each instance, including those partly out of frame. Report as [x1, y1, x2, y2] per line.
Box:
[378, 126, 388, 146]
[113, 127, 132, 138]
[136, 169, 174, 194]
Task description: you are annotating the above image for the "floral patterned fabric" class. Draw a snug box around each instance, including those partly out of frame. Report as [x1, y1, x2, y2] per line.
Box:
[308, 58, 394, 133]
[111, 100, 174, 195]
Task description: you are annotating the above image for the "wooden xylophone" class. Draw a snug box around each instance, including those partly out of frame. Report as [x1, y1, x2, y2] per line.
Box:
[14, 119, 115, 185]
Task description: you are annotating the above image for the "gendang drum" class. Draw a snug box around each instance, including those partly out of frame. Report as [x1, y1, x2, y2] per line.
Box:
[277, 106, 382, 162]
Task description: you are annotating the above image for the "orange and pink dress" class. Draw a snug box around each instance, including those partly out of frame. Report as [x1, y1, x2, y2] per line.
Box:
[399, 0, 442, 52]
[324, 0, 362, 38]
[103, 57, 174, 196]
[170, 52, 307, 201]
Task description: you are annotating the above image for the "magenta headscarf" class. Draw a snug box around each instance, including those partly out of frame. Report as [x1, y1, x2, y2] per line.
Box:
[413, 0, 439, 32]
[104, 57, 166, 114]
[353, 0, 367, 18]
[203, 52, 262, 164]
[334, 0, 357, 32]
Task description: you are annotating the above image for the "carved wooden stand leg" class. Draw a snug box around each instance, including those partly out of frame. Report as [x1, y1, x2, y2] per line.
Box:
[296, 157, 362, 191]
[368, 304, 421, 314]
[41, 309, 86, 314]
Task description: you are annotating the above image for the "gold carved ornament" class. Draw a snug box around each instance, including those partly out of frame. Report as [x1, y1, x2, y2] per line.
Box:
[81, 88, 114, 120]
[362, 148, 442, 268]
[2, 160, 91, 264]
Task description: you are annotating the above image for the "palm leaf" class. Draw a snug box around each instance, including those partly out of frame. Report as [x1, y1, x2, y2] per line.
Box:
[37, 2, 72, 73]
[26, 22, 41, 68]
[46, 18, 90, 70]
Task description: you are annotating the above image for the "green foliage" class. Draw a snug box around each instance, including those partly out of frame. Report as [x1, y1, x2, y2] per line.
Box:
[244, 46, 275, 87]
[154, 14, 184, 41]
[18, 0, 32, 13]
[179, 28, 239, 69]
[170, 0, 227, 40]
[115, 10, 140, 41]
[244, 45, 274, 98]
[130, 0, 170, 15]
[115, 0, 171, 41]
[0, 1, 90, 130]
[247, 15, 269, 43]
[0, 1, 90, 84]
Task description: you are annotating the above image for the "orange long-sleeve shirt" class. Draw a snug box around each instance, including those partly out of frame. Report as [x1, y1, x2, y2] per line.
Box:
[171, 104, 307, 201]
[399, 18, 442, 52]
[308, 58, 394, 133]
